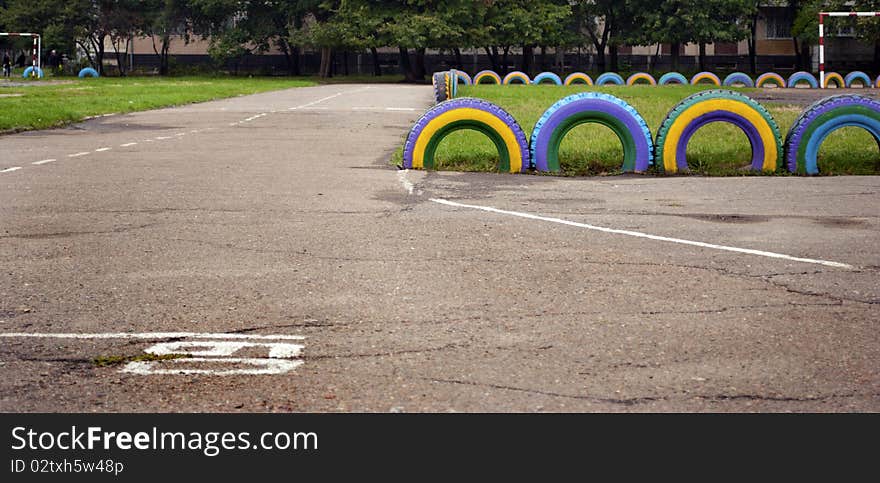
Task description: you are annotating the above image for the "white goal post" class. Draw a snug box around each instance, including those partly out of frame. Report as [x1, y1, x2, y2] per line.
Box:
[0, 32, 41, 73]
[819, 12, 879, 88]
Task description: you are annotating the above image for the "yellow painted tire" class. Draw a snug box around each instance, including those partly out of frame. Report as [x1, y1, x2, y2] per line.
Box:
[655, 90, 782, 173]
[690, 72, 721, 86]
[626, 73, 657, 86]
[823, 72, 845, 89]
[403, 98, 529, 173]
[503, 71, 531, 85]
[564, 72, 593, 86]
[474, 70, 502, 85]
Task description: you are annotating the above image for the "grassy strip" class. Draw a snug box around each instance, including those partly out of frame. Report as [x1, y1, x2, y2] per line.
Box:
[0, 76, 317, 133]
[394, 84, 879, 176]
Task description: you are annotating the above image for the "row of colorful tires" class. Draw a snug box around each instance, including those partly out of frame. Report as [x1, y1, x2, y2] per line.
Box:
[19, 67, 100, 79]
[405, 90, 880, 176]
[437, 69, 880, 91]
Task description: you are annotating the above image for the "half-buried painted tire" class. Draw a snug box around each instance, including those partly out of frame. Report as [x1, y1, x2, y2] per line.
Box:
[784, 95, 880, 175]
[756, 72, 785, 88]
[78, 67, 99, 78]
[844, 71, 871, 88]
[22, 66, 44, 79]
[454, 70, 472, 85]
[533, 72, 563, 85]
[595, 72, 624, 86]
[564, 72, 593, 86]
[530, 92, 654, 173]
[432, 72, 448, 104]
[690, 72, 721, 86]
[447, 71, 456, 99]
[626, 72, 656, 86]
[474, 70, 502, 85]
[658, 72, 688, 85]
[503, 71, 531, 85]
[823, 72, 845, 89]
[655, 90, 783, 173]
[787, 71, 818, 88]
[723, 72, 754, 88]
[403, 98, 529, 173]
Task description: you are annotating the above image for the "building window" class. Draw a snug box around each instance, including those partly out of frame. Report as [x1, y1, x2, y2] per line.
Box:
[765, 9, 792, 39]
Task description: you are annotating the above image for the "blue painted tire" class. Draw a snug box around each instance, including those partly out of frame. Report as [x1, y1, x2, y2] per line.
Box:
[756, 73, 786, 88]
[78, 67, 99, 78]
[784, 95, 880, 174]
[595, 72, 624, 86]
[844, 71, 871, 88]
[532, 72, 562, 85]
[530, 92, 654, 173]
[658, 72, 688, 85]
[453, 70, 472, 85]
[22, 66, 44, 79]
[787, 71, 818, 89]
[723, 72, 754, 88]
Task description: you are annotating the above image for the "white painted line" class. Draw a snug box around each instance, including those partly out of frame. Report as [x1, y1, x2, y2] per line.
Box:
[68, 152, 90, 158]
[398, 169, 415, 195]
[386, 107, 418, 112]
[190, 130, 200, 134]
[1, 167, 22, 173]
[303, 107, 329, 110]
[120, 142, 138, 147]
[430, 198, 855, 270]
[0, 332, 305, 341]
[155, 136, 172, 140]
[175, 133, 186, 137]
[289, 87, 372, 111]
[32, 159, 56, 165]
[95, 147, 111, 152]
[121, 358, 303, 376]
[147, 341, 303, 359]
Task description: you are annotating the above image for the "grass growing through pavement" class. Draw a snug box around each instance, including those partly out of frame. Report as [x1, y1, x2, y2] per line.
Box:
[0, 76, 317, 133]
[395, 84, 879, 176]
[92, 353, 192, 367]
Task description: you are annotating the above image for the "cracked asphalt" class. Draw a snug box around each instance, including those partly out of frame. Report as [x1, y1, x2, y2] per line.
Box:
[0, 84, 878, 412]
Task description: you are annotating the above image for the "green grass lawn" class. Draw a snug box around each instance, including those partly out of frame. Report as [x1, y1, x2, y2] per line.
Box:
[398, 84, 879, 176]
[0, 76, 317, 132]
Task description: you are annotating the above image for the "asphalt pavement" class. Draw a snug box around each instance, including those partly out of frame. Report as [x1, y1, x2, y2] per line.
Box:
[0, 84, 877, 412]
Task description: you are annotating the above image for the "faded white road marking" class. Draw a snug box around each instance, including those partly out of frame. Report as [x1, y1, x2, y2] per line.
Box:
[1, 167, 22, 173]
[32, 159, 56, 165]
[120, 142, 138, 147]
[386, 107, 418, 111]
[121, 358, 303, 376]
[0, 332, 304, 341]
[155, 136, 172, 140]
[289, 87, 372, 111]
[68, 152, 90, 158]
[147, 341, 303, 359]
[431, 198, 855, 270]
[95, 147, 111, 152]
[0, 332, 306, 376]
[397, 169, 418, 195]
[175, 133, 186, 137]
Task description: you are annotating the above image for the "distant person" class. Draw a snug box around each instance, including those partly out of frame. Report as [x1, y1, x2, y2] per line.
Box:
[16, 52, 25, 68]
[48, 50, 57, 69]
[2, 52, 11, 78]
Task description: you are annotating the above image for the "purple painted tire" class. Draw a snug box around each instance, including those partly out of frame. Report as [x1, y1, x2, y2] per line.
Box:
[403, 98, 529, 173]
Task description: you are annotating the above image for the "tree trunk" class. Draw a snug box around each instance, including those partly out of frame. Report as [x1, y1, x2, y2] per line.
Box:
[501, 46, 510, 74]
[610, 44, 619, 71]
[398, 47, 413, 81]
[698, 43, 706, 72]
[595, 45, 606, 72]
[319, 47, 333, 78]
[874, 39, 880, 73]
[748, 14, 758, 74]
[453, 47, 463, 69]
[670, 42, 681, 71]
[539, 46, 546, 71]
[521, 44, 532, 73]
[342, 50, 349, 76]
[485, 47, 500, 72]
[413, 48, 426, 80]
[371, 47, 382, 76]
